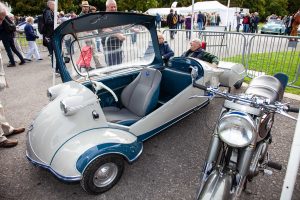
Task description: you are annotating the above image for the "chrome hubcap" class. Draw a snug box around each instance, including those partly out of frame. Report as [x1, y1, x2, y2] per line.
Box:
[93, 163, 118, 187]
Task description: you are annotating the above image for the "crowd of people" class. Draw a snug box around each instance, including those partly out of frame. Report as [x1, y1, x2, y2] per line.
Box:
[156, 10, 222, 35]
[235, 10, 259, 33]
[235, 9, 300, 36]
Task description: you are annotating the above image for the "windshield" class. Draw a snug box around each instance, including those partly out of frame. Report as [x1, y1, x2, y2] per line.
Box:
[63, 24, 155, 81]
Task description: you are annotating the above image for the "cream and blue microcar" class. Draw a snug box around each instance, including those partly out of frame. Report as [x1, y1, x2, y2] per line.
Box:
[26, 12, 245, 194]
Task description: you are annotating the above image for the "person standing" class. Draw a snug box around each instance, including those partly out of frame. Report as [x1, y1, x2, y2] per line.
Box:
[24, 17, 42, 61]
[0, 100, 25, 148]
[290, 9, 300, 39]
[102, 0, 125, 66]
[216, 13, 221, 26]
[167, 9, 176, 39]
[236, 11, 242, 32]
[251, 12, 259, 33]
[78, 1, 90, 16]
[78, 1, 102, 68]
[0, 4, 25, 67]
[185, 13, 192, 40]
[242, 13, 250, 33]
[156, 13, 161, 29]
[197, 11, 205, 31]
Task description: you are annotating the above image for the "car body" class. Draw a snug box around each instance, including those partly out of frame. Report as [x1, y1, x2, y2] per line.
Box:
[16, 19, 38, 33]
[26, 12, 245, 194]
[261, 20, 285, 35]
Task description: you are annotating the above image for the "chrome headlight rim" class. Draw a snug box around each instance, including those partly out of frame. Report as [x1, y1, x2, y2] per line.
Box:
[218, 111, 256, 148]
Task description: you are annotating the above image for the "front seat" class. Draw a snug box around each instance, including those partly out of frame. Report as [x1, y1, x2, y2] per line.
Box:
[103, 68, 162, 126]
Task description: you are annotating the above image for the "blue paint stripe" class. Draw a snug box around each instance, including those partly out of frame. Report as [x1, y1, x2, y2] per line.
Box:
[50, 127, 136, 165]
[138, 100, 209, 141]
[76, 140, 143, 173]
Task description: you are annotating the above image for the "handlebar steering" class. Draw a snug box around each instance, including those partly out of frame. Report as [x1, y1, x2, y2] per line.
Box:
[192, 81, 299, 120]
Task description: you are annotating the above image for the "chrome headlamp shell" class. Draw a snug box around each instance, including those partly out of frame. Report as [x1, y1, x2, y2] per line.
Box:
[60, 95, 97, 116]
[47, 84, 65, 101]
[218, 111, 256, 148]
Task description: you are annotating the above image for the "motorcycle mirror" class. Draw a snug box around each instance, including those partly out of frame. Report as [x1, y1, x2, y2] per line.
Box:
[190, 66, 198, 82]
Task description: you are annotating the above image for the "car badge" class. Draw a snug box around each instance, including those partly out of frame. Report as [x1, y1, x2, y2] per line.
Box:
[145, 71, 150, 76]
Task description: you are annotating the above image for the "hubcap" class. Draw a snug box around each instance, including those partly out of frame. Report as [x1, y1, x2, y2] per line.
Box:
[93, 163, 118, 187]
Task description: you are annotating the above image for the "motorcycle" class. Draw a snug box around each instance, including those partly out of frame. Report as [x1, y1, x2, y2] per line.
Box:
[189, 66, 299, 200]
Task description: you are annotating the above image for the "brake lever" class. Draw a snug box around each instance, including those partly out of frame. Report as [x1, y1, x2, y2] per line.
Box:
[276, 110, 297, 121]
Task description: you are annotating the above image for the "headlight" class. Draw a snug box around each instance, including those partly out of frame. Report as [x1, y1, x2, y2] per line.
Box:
[60, 95, 96, 116]
[47, 84, 64, 101]
[218, 111, 255, 148]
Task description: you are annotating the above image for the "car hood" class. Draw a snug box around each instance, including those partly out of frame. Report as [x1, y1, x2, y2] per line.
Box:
[53, 12, 163, 83]
[263, 24, 283, 29]
[27, 81, 108, 165]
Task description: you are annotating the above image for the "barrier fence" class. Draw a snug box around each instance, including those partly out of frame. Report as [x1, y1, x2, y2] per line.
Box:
[162, 29, 300, 88]
[15, 29, 300, 88]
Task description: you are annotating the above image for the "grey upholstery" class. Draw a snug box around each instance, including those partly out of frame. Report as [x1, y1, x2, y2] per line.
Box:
[104, 68, 162, 125]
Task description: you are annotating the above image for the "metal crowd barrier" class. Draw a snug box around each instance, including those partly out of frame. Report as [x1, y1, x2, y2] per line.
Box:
[15, 32, 48, 54]
[15, 28, 300, 88]
[162, 29, 300, 88]
[162, 29, 247, 65]
[246, 34, 300, 88]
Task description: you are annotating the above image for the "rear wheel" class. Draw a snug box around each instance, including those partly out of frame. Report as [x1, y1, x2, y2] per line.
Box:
[80, 154, 124, 194]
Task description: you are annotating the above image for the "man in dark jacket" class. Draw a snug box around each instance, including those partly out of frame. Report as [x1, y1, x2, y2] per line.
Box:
[0, 6, 25, 67]
[43, 0, 54, 56]
[181, 38, 219, 66]
[166, 9, 175, 39]
[157, 33, 174, 65]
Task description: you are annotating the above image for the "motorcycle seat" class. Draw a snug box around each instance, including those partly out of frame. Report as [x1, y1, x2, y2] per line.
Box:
[245, 75, 283, 103]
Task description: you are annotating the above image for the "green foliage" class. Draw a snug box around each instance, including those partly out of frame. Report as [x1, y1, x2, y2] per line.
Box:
[5, 0, 299, 22]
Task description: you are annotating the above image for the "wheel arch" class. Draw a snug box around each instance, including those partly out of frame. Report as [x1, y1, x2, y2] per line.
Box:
[76, 142, 143, 174]
[49, 128, 142, 178]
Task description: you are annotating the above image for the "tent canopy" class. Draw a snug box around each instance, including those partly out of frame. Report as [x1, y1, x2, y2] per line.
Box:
[187, 1, 228, 11]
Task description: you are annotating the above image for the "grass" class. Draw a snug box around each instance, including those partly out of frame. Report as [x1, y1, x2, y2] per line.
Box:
[224, 51, 300, 95]
[16, 33, 43, 47]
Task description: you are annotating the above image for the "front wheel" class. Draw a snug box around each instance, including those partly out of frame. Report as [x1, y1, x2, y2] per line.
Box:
[80, 154, 124, 194]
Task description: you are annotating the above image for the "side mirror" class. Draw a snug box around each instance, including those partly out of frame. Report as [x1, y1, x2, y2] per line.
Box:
[190, 66, 198, 82]
[64, 57, 70, 63]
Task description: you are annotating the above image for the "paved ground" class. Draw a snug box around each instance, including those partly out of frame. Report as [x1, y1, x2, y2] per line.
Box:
[0, 52, 300, 200]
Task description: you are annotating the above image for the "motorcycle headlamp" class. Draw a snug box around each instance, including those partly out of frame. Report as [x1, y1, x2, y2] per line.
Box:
[218, 111, 255, 148]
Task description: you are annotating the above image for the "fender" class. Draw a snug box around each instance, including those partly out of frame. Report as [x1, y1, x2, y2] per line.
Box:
[49, 128, 142, 180]
[198, 170, 233, 200]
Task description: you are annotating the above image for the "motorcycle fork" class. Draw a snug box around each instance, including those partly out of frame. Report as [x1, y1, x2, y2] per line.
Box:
[198, 108, 228, 194]
[198, 132, 222, 194]
[233, 146, 255, 198]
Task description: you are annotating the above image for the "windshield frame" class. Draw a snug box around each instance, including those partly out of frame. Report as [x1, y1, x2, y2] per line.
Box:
[53, 12, 163, 83]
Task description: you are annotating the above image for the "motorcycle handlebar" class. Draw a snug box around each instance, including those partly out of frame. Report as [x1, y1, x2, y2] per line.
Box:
[287, 106, 300, 113]
[192, 82, 299, 117]
[193, 82, 208, 91]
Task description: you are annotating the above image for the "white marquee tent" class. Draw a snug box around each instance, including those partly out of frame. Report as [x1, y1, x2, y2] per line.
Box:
[146, 1, 249, 28]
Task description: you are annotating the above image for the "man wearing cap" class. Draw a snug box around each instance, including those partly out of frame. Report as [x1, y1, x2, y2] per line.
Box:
[78, 1, 102, 68]
[79, 1, 90, 16]
[181, 38, 219, 67]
